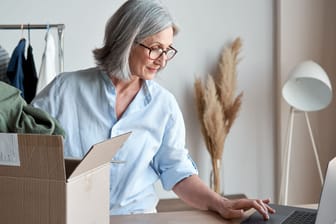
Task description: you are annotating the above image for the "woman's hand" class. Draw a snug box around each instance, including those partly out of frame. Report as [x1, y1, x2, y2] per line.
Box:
[173, 175, 276, 220]
[215, 197, 276, 220]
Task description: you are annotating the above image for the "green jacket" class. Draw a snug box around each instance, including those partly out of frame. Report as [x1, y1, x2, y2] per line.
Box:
[0, 81, 65, 136]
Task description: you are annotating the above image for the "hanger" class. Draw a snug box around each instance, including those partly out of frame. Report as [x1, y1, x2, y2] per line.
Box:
[20, 24, 24, 39]
[28, 24, 31, 44]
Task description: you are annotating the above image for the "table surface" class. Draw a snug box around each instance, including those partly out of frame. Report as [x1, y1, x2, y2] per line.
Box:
[110, 194, 249, 224]
[110, 209, 255, 224]
[109, 203, 318, 224]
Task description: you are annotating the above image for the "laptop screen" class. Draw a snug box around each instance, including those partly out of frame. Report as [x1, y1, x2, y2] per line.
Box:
[315, 157, 336, 224]
[241, 156, 336, 224]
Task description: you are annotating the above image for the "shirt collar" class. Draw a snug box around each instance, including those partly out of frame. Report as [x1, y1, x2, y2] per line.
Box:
[101, 70, 152, 105]
[142, 80, 152, 104]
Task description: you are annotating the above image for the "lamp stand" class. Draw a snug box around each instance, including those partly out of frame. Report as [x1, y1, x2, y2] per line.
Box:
[279, 106, 324, 205]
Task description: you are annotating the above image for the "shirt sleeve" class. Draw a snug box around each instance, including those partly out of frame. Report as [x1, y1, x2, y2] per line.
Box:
[31, 75, 60, 118]
[152, 98, 198, 191]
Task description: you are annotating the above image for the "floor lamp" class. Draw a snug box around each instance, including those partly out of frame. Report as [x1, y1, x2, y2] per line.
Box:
[279, 60, 333, 205]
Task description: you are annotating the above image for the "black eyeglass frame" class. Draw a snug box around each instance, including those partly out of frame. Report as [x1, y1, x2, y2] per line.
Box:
[136, 42, 178, 61]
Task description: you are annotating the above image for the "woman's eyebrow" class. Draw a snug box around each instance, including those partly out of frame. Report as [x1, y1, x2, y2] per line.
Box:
[149, 41, 174, 48]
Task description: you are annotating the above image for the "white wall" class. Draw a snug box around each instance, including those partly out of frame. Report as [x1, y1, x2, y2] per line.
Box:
[0, 0, 275, 200]
[158, 0, 275, 200]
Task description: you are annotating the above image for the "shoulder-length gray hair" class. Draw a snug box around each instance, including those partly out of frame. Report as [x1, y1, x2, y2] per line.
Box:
[93, 0, 179, 80]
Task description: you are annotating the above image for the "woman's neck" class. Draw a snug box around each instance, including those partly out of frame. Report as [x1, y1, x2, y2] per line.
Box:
[110, 76, 142, 94]
[109, 75, 143, 119]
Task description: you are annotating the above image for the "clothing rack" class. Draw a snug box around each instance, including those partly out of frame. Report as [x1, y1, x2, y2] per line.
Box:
[0, 24, 65, 72]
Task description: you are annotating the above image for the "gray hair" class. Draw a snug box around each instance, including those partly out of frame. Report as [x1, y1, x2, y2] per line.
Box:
[93, 0, 178, 80]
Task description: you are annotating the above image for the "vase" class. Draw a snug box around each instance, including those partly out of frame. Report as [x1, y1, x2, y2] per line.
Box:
[209, 158, 222, 194]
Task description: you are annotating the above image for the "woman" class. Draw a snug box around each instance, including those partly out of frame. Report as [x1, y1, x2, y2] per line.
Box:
[32, 0, 275, 220]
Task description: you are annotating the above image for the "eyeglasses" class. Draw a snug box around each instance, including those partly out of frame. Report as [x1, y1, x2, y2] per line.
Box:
[136, 42, 177, 61]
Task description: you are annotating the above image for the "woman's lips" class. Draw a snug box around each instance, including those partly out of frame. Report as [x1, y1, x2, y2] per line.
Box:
[147, 67, 159, 73]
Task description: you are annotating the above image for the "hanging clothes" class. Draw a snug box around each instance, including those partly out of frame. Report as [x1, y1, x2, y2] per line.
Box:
[6, 38, 38, 103]
[7, 39, 26, 98]
[23, 44, 38, 103]
[0, 45, 10, 84]
[36, 30, 56, 94]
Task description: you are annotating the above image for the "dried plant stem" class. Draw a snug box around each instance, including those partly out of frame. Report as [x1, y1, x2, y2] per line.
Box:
[194, 37, 243, 194]
[211, 159, 221, 194]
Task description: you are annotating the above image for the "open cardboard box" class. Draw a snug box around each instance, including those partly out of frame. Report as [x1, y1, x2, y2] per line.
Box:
[0, 132, 130, 224]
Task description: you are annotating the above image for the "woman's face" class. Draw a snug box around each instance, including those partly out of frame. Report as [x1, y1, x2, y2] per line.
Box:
[129, 26, 175, 80]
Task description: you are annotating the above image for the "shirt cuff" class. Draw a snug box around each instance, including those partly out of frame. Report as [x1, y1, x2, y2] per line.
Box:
[160, 155, 198, 190]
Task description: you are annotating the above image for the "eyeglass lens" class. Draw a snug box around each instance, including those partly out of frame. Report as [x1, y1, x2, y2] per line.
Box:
[150, 48, 176, 60]
[137, 43, 177, 60]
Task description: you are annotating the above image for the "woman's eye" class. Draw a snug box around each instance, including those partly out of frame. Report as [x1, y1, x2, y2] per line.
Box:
[150, 46, 161, 50]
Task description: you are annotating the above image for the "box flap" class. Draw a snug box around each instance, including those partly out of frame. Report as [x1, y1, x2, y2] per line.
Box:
[69, 132, 131, 179]
[0, 134, 65, 181]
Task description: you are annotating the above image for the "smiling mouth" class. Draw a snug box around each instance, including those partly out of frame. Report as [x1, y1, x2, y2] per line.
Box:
[148, 67, 159, 72]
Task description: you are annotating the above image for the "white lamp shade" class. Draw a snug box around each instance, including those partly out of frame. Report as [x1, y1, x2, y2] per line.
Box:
[282, 60, 332, 112]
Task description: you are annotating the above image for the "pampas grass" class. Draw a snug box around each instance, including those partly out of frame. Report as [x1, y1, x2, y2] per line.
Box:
[194, 37, 243, 194]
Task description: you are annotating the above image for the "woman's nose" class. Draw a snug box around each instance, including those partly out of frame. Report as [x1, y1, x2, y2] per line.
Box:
[154, 54, 167, 67]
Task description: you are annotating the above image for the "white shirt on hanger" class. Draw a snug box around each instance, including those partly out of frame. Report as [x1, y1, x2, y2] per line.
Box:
[36, 30, 56, 94]
[0, 45, 10, 83]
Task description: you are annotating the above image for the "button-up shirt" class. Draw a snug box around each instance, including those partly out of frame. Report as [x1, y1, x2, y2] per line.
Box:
[31, 67, 198, 214]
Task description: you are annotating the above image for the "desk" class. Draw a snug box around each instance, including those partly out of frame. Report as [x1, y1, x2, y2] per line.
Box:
[110, 209, 254, 224]
[109, 204, 318, 224]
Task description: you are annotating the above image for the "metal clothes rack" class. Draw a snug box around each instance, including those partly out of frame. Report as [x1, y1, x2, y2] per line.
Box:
[0, 24, 65, 72]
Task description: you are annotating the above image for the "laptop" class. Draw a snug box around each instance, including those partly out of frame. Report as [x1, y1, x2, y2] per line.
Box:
[242, 156, 336, 224]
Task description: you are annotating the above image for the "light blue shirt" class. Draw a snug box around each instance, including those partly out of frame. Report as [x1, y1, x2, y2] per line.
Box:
[31, 67, 198, 215]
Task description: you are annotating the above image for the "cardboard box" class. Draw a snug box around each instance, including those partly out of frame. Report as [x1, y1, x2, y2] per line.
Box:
[0, 132, 130, 224]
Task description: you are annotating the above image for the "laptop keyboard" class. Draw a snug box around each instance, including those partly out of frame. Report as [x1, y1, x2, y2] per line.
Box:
[281, 210, 316, 224]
